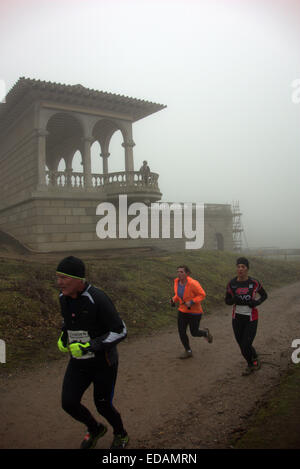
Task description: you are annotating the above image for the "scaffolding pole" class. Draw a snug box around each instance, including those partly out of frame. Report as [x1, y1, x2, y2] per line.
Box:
[232, 201, 244, 251]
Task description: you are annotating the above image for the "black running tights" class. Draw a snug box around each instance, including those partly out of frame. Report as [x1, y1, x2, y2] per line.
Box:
[232, 315, 258, 366]
[61, 359, 125, 435]
[177, 311, 206, 351]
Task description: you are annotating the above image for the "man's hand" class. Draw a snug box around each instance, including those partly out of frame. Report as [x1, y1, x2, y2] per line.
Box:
[57, 332, 68, 353]
[69, 342, 91, 358]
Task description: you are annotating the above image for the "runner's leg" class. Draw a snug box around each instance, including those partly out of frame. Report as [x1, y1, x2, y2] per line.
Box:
[243, 319, 258, 363]
[232, 316, 258, 365]
[188, 314, 206, 337]
[177, 311, 191, 350]
[232, 316, 249, 364]
[92, 362, 126, 435]
[62, 360, 98, 433]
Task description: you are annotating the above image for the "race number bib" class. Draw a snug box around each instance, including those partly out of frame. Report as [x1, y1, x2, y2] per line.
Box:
[67, 330, 95, 359]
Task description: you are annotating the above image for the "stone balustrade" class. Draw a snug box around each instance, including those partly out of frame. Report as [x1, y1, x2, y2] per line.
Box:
[46, 170, 85, 189]
[45, 170, 160, 194]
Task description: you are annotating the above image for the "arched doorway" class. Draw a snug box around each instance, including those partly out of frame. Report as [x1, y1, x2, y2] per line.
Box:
[215, 232, 224, 251]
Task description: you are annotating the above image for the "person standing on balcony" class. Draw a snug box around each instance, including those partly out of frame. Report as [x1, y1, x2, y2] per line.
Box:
[171, 265, 213, 359]
[56, 256, 129, 449]
[140, 160, 151, 185]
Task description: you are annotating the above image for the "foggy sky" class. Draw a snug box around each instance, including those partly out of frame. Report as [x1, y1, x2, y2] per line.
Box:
[1, 0, 300, 248]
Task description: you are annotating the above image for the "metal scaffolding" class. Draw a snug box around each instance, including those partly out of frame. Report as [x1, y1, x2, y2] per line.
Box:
[232, 201, 244, 251]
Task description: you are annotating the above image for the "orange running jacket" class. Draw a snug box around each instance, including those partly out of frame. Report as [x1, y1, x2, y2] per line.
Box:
[173, 276, 206, 314]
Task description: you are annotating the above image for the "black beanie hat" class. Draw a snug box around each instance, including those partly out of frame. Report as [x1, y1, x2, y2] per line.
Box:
[56, 256, 85, 279]
[236, 257, 249, 269]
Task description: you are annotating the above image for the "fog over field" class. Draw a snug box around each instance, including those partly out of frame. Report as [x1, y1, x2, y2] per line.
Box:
[1, 0, 299, 248]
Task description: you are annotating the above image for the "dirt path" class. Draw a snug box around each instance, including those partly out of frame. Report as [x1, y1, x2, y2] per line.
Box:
[1, 282, 299, 449]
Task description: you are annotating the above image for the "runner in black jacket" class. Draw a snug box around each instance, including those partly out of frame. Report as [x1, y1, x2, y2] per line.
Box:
[225, 257, 267, 376]
[56, 256, 128, 449]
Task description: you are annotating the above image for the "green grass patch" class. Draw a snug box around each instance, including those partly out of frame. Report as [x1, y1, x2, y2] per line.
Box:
[233, 364, 300, 449]
[0, 250, 299, 375]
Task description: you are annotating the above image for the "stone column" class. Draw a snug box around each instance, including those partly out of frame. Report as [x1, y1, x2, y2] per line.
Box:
[122, 139, 135, 186]
[36, 128, 49, 190]
[65, 154, 74, 188]
[122, 139, 135, 172]
[101, 152, 110, 174]
[82, 136, 93, 189]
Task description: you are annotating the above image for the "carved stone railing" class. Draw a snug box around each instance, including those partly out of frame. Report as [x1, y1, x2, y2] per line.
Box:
[46, 170, 85, 189]
[91, 170, 160, 193]
[46, 170, 160, 195]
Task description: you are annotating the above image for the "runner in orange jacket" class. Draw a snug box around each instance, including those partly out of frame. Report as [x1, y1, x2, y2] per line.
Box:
[171, 265, 213, 359]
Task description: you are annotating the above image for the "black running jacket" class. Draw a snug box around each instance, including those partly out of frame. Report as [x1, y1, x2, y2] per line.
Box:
[59, 283, 127, 365]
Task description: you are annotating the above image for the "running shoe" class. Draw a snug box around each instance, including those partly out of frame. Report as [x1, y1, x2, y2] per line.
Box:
[80, 423, 107, 449]
[242, 365, 254, 376]
[204, 328, 213, 343]
[179, 350, 193, 359]
[110, 432, 129, 449]
[252, 357, 261, 371]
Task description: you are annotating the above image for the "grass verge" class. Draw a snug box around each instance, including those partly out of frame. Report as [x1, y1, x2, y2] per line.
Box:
[0, 249, 299, 375]
[232, 364, 300, 449]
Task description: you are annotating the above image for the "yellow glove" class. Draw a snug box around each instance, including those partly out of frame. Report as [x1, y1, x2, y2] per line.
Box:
[57, 332, 68, 353]
[69, 342, 91, 358]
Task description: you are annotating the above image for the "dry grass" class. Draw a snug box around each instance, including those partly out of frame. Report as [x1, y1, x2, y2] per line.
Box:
[0, 250, 299, 374]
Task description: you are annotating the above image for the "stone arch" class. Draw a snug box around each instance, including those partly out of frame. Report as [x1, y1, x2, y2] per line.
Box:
[92, 118, 129, 173]
[107, 130, 124, 172]
[45, 112, 84, 170]
[57, 158, 66, 171]
[91, 141, 101, 173]
[92, 118, 127, 151]
[71, 150, 83, 172]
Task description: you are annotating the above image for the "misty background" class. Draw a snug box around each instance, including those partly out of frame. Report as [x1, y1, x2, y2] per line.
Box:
[1, 0, 299, 249]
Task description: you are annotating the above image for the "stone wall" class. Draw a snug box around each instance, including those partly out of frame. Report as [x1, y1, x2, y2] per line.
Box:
[0, 107, 38, 210]
[0, 196, 233, 252]
[204, 205, 233, 250]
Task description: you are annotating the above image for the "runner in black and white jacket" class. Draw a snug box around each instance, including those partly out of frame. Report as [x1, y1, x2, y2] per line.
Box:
[225, 257, 268, 376]
[56, 256, 129, 449]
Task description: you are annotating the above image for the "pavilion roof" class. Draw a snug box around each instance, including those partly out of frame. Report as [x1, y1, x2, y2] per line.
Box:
[0, 77, 166, 133]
